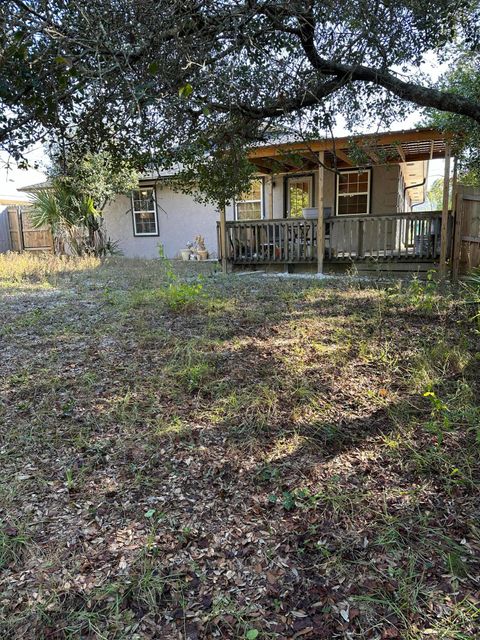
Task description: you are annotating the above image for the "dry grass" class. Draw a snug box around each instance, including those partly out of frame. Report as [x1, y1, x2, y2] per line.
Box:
[0, 255, 479, 639]
[0, 251, 101, 286]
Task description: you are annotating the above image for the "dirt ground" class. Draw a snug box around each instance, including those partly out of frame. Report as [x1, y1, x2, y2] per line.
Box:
[0, 255, 479, 639]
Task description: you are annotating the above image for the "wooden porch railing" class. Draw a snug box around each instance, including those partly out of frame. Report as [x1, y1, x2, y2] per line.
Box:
[218, 218, 317, 264]
[218, 211, 448, 264]
[326, 212, 444, 261]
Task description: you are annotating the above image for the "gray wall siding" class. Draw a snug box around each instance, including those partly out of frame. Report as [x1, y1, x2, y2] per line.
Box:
[0, 208, 11, 253]
[102, 185, 220, 259]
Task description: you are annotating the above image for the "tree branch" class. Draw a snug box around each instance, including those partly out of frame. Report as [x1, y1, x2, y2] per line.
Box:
[296, 11, 480, 124]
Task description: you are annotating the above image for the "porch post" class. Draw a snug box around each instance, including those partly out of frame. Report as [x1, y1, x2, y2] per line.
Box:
[268, 176, 274, 219]
[317, 152, 325, 273]
[220, 205, 228, 274]
[439, 141, 451, 277]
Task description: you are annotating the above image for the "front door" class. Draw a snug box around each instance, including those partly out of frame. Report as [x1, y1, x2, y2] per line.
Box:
[286, 176, 313, 218]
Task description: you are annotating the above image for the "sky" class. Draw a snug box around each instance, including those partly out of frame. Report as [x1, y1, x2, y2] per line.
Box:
[0, 145, 48, 202]
[0, 53, 450, 202]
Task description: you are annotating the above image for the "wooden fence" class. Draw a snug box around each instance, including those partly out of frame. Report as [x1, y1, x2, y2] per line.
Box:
[451, 186, 480, 278]
[6, 206, 53, 253]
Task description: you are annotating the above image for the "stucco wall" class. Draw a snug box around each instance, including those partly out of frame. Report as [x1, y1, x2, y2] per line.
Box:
[371, 165, 400, 213]
[101, 165, 403, 259]
[156, 184, 222, 258]
[102, 184, 222, 259]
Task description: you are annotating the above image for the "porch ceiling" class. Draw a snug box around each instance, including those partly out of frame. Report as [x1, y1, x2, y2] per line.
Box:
[247, 128, 448, 173]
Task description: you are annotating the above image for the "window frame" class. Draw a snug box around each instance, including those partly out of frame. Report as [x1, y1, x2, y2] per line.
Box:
[335, 168, 371, 216]
[285, 174, 314, 218]
[234, 177, 265, 221]
[131, 185, 159, 237]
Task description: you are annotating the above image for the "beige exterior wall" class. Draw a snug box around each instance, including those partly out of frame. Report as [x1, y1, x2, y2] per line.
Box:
[371, 165, 401, 213]
[323, 170, 336, 213]
[268, 164, 401, 218]
[101, 164, 405, 259]
[102, 183, 227, 259]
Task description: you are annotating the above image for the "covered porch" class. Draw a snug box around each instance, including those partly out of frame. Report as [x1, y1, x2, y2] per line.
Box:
[218, 128, 454, 276]
[218, 210, 447, 271]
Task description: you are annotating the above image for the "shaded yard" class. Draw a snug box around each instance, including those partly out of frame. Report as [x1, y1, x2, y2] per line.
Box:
[0, 254, 479, 639]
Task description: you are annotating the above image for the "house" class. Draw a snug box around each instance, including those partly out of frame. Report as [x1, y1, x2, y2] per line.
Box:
[10, 127, 480, 277]
[97, 127, 456, 275]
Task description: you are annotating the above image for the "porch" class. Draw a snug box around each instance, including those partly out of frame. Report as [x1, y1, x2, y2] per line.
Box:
[217, 128, 457, 277]
[217, 210, 448, 274]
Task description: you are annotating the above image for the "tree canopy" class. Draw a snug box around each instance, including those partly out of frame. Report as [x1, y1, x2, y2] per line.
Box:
[426, 51, 480, 183]
[49, 148, 139, 211]
[1, 1, 480, 203]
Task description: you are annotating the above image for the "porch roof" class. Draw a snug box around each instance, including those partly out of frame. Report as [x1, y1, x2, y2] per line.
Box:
[247, 127, 448, 173]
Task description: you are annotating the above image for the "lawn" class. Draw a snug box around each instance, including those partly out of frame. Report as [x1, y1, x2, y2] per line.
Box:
[0, 254, 479, 640]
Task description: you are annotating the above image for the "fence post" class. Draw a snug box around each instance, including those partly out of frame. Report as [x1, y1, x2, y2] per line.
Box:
[17, 206, 25, 252]
[451, 187, 464, 281]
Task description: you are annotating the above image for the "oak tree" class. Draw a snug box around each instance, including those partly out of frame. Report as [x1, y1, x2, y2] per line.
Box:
[1, 0, 479, 202]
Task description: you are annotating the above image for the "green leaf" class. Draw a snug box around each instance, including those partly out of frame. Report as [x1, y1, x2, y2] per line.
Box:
[148, 61, 159, 75]
[282, 491, 295, 511]
[246, 630, 259, 639]
[145, 508, 156, 518]
[178, 83, 193, 98]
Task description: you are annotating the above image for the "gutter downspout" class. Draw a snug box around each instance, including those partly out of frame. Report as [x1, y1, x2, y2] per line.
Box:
[405, 177, 427, 210]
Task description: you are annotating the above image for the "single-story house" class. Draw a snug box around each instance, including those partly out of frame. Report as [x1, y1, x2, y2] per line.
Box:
[11, 127, 480, 277]
[97, 128, 436, 260]
[98, 127, 456, 275]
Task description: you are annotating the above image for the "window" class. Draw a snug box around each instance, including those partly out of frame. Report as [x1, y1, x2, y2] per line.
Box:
[132, 187, 158, 236]
[336, 169, 371, 215]
[235, 179, 264, 220]
[287, 176, 313, 217]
